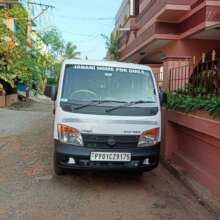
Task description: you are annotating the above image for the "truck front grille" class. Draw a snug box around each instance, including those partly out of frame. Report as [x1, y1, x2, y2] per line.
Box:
[82, 134, 139, 149]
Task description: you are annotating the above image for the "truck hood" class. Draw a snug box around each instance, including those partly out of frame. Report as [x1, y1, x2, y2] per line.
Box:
[54, 107, 161, 138]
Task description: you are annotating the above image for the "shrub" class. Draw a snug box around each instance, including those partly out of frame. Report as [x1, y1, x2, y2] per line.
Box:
[167, 93, 220, 116]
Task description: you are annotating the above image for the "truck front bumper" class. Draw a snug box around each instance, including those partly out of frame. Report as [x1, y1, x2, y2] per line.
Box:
[54, 140, 160, 172]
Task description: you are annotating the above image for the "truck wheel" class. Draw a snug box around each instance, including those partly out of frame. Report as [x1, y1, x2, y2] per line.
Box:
[54, 154, 66, 175]
[127, 171, 143, 176]
[136, 171, 143, 176]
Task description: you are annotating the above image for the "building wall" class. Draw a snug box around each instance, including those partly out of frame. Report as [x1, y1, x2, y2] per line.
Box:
[139, 0, 151, 13]
[116, 0, 220, 64]
[115, 0, 130, 28]
[161, 109, 220, 202]
[115, 1, 220, 209]
[161, 39, 220, 65]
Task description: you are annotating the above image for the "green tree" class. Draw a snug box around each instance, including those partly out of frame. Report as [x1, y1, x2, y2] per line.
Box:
[0, 6, 25, 88]
[0, 19, 29, 88]
[20, 48, 54, 93]
[0, 3, 81, 94]
[102, 31, 121, 61]
[42, 28, 81, 82]
[42, 27, 65, 59]
[0, 9, 53, 93]
[63, 42, 80, 59]
[0, 5, 46, 91]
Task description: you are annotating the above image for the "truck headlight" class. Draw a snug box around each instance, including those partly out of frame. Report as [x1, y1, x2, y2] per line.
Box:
[57, 124, 84, 146]
[138, 128, 159, 147]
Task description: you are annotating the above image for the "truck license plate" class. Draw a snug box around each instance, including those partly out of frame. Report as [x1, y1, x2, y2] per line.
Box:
[90, 152, 131, 162]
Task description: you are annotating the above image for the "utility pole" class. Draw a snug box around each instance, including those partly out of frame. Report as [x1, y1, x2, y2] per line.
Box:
[27, 0, 32, 46]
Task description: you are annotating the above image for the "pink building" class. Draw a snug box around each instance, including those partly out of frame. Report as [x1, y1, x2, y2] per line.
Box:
[115, 0, 220, 209]
[116, 0, 220, 87]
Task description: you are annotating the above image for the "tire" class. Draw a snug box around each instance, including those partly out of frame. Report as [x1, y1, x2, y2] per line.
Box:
[127, 171, 143, 177]
[135, 171, 144, 176]
[54, 153, 66, 176]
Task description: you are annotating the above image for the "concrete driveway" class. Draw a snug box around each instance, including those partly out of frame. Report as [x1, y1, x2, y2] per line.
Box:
[0, 101, 216, 220]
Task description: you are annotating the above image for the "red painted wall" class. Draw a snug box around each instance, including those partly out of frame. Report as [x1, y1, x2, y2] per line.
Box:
[162, 109, 220, 200]
[161, 39, 220, 65]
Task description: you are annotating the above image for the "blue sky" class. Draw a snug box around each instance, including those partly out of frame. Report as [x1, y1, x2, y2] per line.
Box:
[42, 0, 123, 60]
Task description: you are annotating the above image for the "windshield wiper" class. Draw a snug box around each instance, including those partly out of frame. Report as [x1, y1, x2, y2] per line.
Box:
[73, 100, 127, 110]
[94, 100, 127, 104]
[105, 100, 155, 113]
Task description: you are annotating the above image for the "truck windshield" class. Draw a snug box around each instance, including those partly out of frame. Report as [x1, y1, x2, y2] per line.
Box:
[61, 64, 156, 103]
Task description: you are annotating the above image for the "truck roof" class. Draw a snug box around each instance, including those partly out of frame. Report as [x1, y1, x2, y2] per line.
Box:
[63, 59, 152, 71]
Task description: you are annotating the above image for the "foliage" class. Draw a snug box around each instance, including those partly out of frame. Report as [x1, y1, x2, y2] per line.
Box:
[0, 19, 52, 92]
[42, 28, 80, 60]
[53, 62, 62, 83]
[173, 84, 209, 98]
[0, 5, 31, 89]
[47, 77, 57, 85]
[167, 93, 220, 116]
[0, 5, 55, 94]
[42, 27, 65, 58]
[0, 83, 5, 95]
[42, 28, 80, 82]
[38, 77, 47, 95]
[21, 49, 54, 93]
[190, 68, 220, 95]
[0, 42, 27, 88]
[7, 5, 28, 44]
[102, 30, 121, 61]
[0, 5, 80, 95]
[63, 42, 80, 59]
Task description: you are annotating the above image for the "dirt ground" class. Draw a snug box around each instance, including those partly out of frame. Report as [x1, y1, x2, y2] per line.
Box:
[0, 101, 217, 220]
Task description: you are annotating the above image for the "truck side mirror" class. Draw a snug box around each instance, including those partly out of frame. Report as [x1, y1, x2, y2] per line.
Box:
[44, 85, 57, 101]
[159, 90, 167, 106]
[50, 85, 57, 101]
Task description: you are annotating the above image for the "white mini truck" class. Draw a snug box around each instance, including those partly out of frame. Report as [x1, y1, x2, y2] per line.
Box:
[50, 60, 162, 175]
